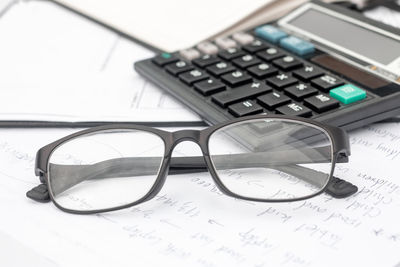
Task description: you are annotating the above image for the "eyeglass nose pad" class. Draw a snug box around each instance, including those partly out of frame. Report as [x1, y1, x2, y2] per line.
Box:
[142, 157, 171, 202]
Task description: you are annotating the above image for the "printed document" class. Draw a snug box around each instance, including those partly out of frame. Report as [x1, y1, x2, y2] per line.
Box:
[0, 122, 399, 266]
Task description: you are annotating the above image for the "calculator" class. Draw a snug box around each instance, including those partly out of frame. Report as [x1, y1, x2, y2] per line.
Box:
[134, 0, 400, 130]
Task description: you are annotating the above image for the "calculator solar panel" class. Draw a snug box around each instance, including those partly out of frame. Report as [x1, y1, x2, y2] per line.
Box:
[135, 1, 400, 130]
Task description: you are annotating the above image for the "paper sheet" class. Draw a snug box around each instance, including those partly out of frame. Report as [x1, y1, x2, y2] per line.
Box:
[0, 122, 400, 267]
[0, 0, 201, 123]
[364, 6, 400, 29]
[52, 0, 274, 52]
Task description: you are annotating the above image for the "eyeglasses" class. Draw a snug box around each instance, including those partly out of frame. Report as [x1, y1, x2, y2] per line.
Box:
[27, 115, 358, 214]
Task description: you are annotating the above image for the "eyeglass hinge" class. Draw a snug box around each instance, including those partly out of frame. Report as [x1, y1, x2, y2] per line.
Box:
[336, 152, 349, 163]
[26, 184, 51, 203]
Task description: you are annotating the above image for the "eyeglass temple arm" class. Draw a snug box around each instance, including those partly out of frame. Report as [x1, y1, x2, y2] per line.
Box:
[26, 147, 356, 202]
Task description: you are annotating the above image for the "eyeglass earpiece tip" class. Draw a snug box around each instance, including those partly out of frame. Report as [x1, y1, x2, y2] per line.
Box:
[326, 176, 358, 198]
[26, 184, 51, 203]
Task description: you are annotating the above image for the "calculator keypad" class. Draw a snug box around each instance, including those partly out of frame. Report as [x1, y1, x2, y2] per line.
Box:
[151, 25, 367, 119]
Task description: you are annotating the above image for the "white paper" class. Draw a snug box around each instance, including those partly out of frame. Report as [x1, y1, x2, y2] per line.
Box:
[0, 1, 201, 123]
[364, 6, 400, 29]
[0, 122, 400, 267]
[52, 0, 275, 52]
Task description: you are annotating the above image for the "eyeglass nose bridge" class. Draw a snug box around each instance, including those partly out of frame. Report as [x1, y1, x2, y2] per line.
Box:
[168, 129, 203, 155]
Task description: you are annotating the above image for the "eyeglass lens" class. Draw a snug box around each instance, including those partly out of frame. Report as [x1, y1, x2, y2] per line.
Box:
[48, 130, 165, 211]
[208, 119, 333, 201]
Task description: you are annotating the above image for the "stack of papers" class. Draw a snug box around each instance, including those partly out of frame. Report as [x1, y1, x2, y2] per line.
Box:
[0, 1, 201, 125]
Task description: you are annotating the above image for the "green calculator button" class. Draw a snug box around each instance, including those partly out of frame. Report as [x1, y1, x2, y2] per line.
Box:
[161, 52, 172, 59]
[330, 84, 366, 104]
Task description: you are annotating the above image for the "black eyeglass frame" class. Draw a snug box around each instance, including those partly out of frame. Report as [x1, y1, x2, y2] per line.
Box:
[32, 114, 352, 214]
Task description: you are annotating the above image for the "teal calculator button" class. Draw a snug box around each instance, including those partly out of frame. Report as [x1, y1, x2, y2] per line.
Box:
[330, 84, 366, 104]
[279, 36, 315, 56]
[255, 25, 287, 44]
[161, 52, 172, 59]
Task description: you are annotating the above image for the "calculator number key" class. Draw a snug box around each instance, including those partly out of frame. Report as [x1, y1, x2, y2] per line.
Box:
[194, 78, 226, 96]
[232, 54, 261, 69]
[179, 69, 209, 85]
[272, 56, 303, 71]
[242, 39, 268, 53]
[221, 71, 252, 87]
[206, 62, 235, 76]
[165, 61, 193, 75]
[192, 54, 220, 68]
[256, 47, 284, 62]
[247, 63, 278, 79]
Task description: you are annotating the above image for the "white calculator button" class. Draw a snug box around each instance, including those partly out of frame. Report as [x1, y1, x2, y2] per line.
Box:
[179, 48, 201, 61]
[215, 37, 237, 49]
[232, 32, 254, 45]
[197, 42, 218, 54]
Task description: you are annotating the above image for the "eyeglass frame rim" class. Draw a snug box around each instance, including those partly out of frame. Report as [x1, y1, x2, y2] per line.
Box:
[34, 114, 350, 214]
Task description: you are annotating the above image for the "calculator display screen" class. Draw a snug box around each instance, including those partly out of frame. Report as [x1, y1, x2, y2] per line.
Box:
[287, 9, 400, 66]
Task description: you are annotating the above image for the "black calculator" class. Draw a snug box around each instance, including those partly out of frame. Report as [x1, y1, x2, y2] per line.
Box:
[135, 0, 400, 130]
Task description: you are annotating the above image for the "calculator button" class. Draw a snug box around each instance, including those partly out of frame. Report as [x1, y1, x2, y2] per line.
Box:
[212, 82, 272, 107]
[284, 83, 318, 100]
[221, 71, 252, 87]
[197, 42, 219, 54]
[276, 103, 312, 117]
[179, 69, 209, 85]
[218, 47, 245, 60]
[242, 39, 268, 53]
[256, 47, 284, 62]
[255, 25, 288, 44]
[206, 62, 236, 76]
[272, 56, 303, 71]
[232, 32, 255, 45]
[179, 48, 201, 61]
[311, 75, 344, 92]
[267, 73, 298, 89]
[293, 65, 324, 81]
[152, 53, 179, 66]
[279, 36, 315, 56]
[257, 91, 291, 109]
[247, 63, 278, 79]
[165, 61, 194, 75]
[228, 100, 264, 117]
[215, 37, 237, 49]
[192, 55, 220, 68]
[330, 84, 366, 104]
[304, 94, 340, 112]
[232, 54, 261, 69]
[194, 78, 226, 96]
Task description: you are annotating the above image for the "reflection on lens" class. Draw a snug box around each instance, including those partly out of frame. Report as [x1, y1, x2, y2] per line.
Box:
[208, 118, 333, 200]
[48, 129, 165, 211]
